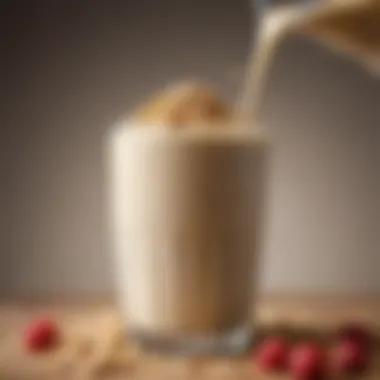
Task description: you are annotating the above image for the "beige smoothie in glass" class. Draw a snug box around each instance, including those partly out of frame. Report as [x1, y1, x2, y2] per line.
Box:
[107, 83, 268, 355]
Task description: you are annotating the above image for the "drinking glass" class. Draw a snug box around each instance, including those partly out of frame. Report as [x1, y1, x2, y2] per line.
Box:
[107, 120, 268, 356]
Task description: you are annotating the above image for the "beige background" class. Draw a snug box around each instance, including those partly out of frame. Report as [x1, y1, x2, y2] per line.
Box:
[1, 0, 379, 298]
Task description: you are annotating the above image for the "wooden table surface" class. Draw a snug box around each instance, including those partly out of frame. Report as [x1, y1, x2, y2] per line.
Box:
[0, 296, 379, 379]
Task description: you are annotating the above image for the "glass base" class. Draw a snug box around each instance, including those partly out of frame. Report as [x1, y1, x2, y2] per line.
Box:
[129, 325, 254, 356]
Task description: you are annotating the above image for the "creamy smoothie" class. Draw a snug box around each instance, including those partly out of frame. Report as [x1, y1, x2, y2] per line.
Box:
[107, 125, 267, 353]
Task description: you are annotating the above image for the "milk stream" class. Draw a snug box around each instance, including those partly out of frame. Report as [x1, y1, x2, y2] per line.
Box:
[237, 0, 380, 129]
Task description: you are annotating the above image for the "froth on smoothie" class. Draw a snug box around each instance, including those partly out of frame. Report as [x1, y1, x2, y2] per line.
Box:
[132, 81, 234, 129]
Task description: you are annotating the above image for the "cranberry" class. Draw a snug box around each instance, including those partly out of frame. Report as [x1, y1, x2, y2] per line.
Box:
[338, 324, 371, 350]
[290, 343, 326, 380]
[332, 339, 368, 374]
[24, 319, 60, 352]
[256, 337, 289, 372]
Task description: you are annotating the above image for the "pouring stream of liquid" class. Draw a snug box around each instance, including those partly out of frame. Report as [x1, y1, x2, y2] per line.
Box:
[236, 0, 380, 131]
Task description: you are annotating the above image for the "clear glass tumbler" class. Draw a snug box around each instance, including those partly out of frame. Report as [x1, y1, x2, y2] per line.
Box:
[107, 120, 268, 356]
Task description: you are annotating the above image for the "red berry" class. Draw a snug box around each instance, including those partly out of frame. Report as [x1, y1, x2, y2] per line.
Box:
[332, 339, 368, 374]
[290, 343, 326, 380]
[256, 337, 288, 372]
[24, 319, 60, 352]
[338, 324, 371, 350]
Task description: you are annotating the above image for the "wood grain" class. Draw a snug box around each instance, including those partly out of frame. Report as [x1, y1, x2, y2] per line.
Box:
[0, 296, 379, 379]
